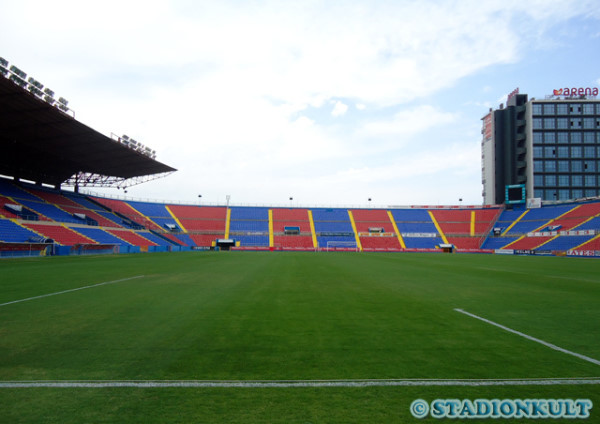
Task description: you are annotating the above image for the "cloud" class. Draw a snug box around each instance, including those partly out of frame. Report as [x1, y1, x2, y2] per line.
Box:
[331, 101, 348, 117]
[360, 105, 458, 139]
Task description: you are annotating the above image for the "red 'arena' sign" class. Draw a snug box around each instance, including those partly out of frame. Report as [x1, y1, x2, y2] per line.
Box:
[553, 87, 599, 97]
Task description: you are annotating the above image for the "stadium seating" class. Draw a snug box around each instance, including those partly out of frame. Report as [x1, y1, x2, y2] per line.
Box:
[107, 229, 158, 247]
[538, 235, 595, 252]
[360, 236, 401, 251]
[0, 219, 42, 242]
[273, 235, 314, 249]
[92, 197, 162, 230]
[0, 179, 41, 202]
[403, 236, 444, 249]
[575, 236, 600, 251]
[23, 223, 96, 245]
[3, 177, 600, 255]
[0, 196, 22, 219]
[74, 226, 132, 246]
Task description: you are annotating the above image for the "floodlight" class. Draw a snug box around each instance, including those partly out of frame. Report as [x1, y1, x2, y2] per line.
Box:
[122, 135, 130, 140]
[9, 65, 26, 79]
[44, 87, 55, 97]
[27, 77, 43, 90]
[58, 97, 68, 106]
[0, 57, 7, 77]
[44, 95, 55, 105]
[28, 86, 44, 97]
[9, 74, 27, 88]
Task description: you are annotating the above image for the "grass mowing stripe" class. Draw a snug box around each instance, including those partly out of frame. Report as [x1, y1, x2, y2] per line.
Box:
[455, 308, 600, 367]
[0, 275, 145, 307]
[1, 378, 599, 388]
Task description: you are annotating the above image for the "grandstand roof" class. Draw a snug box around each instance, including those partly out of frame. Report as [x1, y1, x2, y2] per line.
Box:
[0, 76, 176, 187]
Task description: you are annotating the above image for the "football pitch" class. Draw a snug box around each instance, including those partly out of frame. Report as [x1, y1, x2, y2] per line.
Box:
[0, 251, 599, 423]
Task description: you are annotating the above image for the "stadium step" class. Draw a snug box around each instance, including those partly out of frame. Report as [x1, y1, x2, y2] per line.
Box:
[427, 211, 449, 245]
[386, 210, 406, 249]
[165, 205, 187, 233]
[307, 210, 318, 249]
[347, 210, 363, 251]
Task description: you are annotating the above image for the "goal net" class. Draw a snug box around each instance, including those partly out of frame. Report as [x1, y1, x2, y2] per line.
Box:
[325, 241, 359, 252]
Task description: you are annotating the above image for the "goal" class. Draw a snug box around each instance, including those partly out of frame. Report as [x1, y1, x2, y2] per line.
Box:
[325, 241, 359, 252]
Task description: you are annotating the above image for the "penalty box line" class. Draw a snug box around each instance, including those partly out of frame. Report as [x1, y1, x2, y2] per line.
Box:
[0, 275, 145, 308]
[0, 378, 599, 388]
[455, 308, 600, 367]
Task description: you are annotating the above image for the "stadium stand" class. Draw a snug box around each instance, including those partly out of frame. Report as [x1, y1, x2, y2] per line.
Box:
[0, 196, 22, 219]
[271, 208, 314, 249]
[0, 219, 43, 242]
[107, 229, 157, 247]
[23, 223, 96, 245]
[4, 178, 600, 255]
[92, 197, 163, 230]
[74, 226, 132, 246]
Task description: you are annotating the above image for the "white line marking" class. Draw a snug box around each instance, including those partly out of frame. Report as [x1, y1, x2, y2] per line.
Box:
[0, 276, 145, 307]
[0, 378, 598, 388]
[455, 308, 600, 366]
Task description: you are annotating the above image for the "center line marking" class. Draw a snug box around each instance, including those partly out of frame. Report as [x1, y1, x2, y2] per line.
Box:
[0, 378, 599, 388]
[0, 275, 145, 307]
[455, 308, 600, 367]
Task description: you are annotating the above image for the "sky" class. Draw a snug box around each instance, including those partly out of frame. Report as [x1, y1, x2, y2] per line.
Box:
[2, 0, 600, 207]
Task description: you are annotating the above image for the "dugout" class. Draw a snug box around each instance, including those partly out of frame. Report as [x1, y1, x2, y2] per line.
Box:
[215, 238, 236, 251]
[439, 243, 454, 253]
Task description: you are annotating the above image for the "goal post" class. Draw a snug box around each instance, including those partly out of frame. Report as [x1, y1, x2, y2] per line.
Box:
[325, 241, 359, 252]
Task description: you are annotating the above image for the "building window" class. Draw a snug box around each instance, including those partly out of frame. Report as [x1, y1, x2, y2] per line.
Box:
[533, 146, 543, 158]
[570, 132, 582, 143]
[557, 133, 568, 143]
[543, 104, 555, 115]
[558, 161, 569, 172]
[572, 189, 583, 198]
[570, 118, 581, 128]
[532, 104, 542, 115]
[558, 189, 570, 200]
[585, 175, 596, 186]
[545, 189, 557, 200]
[570, 104, 582, 114]
[533, 132, 543, 143]
[572, 161, 583, 172]
[545, 161, 556, 172]
[583, 103, 595, 114]
[557, 104, 568, 114]
[557, 146, 568, 158]
[572, 175, 583, 186]
[534, 161, 543, 172]
[583, 118, 595, 129]
[545, 146, 556, 157]
[544, 132, 556, 143]
[557, 118, 568, 129]
[584, 146, 596, 158]
[533, 118, 542, 129]
[544, 118, 555, 129]
[584, 132, 595, 143]
[585, 161, 596, 172]
[585, 189, 597, 197]
[545, 175, 557, 186]
[534, 174, 544, 186]
[534, 189, 544, 198]
[558, 175, 569, 187]
[571, 146, 582, 158]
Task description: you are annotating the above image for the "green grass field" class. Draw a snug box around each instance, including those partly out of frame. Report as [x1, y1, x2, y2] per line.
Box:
[1, 252, 599, 423]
